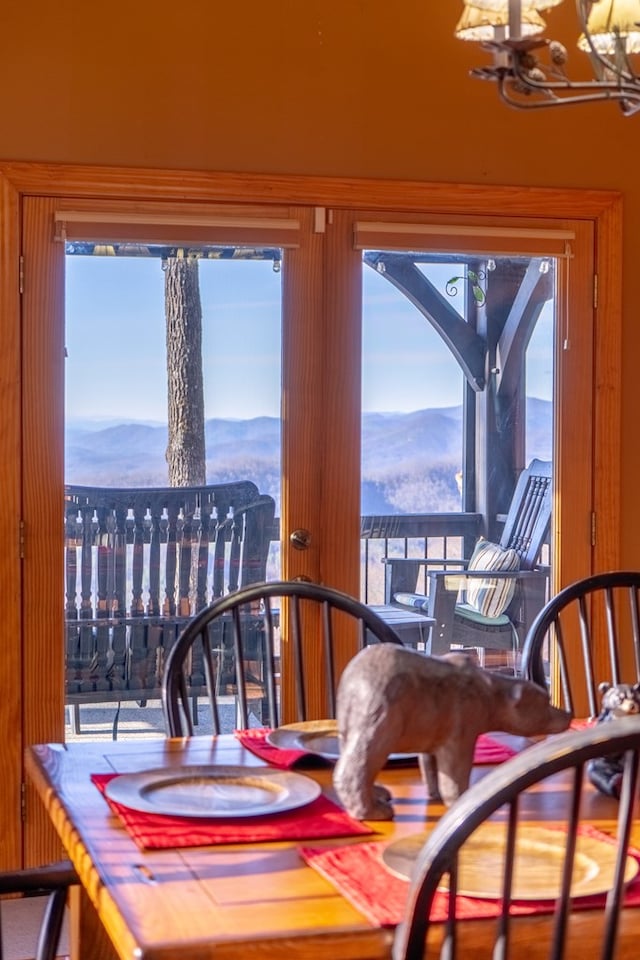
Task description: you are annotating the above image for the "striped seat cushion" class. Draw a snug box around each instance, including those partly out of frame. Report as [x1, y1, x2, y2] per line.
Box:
[394, 592, 430, 611]
[465, 539, 520, 618]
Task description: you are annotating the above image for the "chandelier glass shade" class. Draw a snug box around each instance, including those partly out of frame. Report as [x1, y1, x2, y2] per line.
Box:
[456, 5, 547, 40]
[465, 0, 562, 9]
[457, 0, 640, 114]
[578, 0, 640, 52]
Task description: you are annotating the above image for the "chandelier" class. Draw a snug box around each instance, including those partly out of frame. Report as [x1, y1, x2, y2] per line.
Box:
[455, 0, 640, 114]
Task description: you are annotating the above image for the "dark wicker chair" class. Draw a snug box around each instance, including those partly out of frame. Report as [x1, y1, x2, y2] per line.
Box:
[0, 861, 77, 960]
[393, 719, 640, 960]
[162, 579, 404, 736]
[521, 570, 640, 718]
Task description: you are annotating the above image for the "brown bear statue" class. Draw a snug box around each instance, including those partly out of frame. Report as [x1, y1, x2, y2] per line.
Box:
[333, 644, 571, 819]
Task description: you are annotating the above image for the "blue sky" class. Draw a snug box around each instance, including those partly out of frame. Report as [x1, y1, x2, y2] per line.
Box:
[65, 253, 553, 423]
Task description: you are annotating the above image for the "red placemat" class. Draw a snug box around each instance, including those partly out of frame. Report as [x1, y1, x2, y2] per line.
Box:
[300, 824, 640, 927]
[92, 773, 374, 850]
[473, 734, 518, 764]
[235, 728, 518, 769]
[571, 717, 598, 730]
[235, 727, 314, 768]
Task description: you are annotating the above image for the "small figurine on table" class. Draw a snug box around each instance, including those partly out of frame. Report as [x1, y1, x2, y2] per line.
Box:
[587, 681, 640, 798]
[332, 644, 571, 820]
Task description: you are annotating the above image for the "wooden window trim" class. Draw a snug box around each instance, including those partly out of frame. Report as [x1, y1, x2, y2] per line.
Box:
[1, 161, 622, 564]
[0, 162, 622, 872]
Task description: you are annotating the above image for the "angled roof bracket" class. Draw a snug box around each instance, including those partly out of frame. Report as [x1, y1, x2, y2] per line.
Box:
[363, 253, 486, 391]
[495, 259, 554, 398]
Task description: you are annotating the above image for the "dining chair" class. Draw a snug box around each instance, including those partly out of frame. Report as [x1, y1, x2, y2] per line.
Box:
[393, 718, 640, 960]
[0, 860, 77, 960]
[162, 579, 404, 736]
[520, 570, 640, 719]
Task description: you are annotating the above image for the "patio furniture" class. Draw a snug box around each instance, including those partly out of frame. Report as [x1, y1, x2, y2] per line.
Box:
[394, 719, 640, 960]
[0, 860, 77, 960]
[521, 570, 640, 719]
[381, 458, 552, 661]
[64, 482, 276, 738]
[162, 579, 404, 736]
[367, 604, 435, 649]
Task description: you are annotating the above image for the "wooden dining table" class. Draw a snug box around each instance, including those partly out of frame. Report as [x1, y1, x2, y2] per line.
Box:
[24, 732, 640, 960]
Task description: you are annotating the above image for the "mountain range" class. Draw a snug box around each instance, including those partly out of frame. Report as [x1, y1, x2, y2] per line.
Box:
[65, 398, 552, 515]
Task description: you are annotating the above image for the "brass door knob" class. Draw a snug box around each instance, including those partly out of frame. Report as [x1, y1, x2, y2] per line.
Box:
[289, 529, 312, 550]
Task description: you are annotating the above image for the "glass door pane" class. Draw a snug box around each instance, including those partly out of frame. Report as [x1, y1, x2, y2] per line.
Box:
[64, 243, 282, 739]
[361, 249, 556, 671]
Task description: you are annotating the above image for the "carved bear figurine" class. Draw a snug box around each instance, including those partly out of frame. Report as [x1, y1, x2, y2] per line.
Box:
[333, 644, 571, 820]
[587, 681, 640, 798]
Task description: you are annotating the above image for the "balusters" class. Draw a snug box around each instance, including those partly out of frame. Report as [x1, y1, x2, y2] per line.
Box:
[63, 482, 273, 737]
[178, 498, 194, 618]
[164, 503, 178, 617]
[130, 506, 145, 617]
[196, 495, 211, 613]
[212, 505, 227, 599]
[147, 506, 161, 617]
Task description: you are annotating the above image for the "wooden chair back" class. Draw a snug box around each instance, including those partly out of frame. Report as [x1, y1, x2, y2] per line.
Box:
[393, 720, 640, 960]
[162, 579, 404, 735]
[383, 458, 552, 603]
[521, 570, 640, 718]
[498, 458, 552, 570]
[382, 460, 553, 660]
[0, 860, 77, 960]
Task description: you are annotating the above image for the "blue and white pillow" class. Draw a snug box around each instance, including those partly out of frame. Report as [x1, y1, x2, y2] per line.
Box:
[465, 539, 520, 618]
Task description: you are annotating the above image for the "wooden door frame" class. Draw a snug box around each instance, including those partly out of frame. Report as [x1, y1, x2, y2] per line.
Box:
[0, 162, 622, 868]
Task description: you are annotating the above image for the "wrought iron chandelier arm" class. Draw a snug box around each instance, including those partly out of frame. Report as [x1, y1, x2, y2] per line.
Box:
[509, 47, 640, 98]
[497, 69, 640, 110]
[459, 0, 640, 115]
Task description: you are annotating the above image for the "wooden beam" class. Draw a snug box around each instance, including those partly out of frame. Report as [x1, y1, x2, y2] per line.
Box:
[496, 259, 553, 399]
[363, 253, 486, 391]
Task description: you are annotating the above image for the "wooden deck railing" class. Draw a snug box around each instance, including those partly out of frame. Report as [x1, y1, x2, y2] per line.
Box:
[64, 482, 276, 736]
[64, 493, 482, 736]
[359, 512, 483, 604]
[261, 512, 484, 604]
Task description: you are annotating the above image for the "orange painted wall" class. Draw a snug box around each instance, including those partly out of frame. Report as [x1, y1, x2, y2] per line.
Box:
[0, 0, 637, 560]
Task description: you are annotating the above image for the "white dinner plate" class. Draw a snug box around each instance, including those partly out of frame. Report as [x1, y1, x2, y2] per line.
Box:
[382, 822, 639, 899]
[266, 720, 416, 763]
[104, 765, 321, 818]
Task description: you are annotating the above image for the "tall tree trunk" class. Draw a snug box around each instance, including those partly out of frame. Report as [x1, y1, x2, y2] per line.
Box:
[164, 256, 206, 487]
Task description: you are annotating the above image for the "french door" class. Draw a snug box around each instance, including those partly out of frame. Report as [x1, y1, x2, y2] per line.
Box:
[17, 187, 604, 867]
[325, 209, 595, 599]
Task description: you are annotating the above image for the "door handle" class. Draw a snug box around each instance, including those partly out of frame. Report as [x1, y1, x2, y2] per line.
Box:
[290, 529, 312, 550]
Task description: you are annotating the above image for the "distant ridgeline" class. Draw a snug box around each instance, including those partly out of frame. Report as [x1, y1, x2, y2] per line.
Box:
[65, 398, 552, 516]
